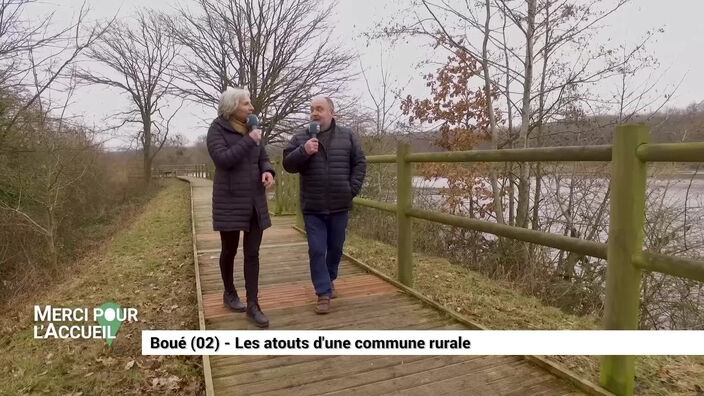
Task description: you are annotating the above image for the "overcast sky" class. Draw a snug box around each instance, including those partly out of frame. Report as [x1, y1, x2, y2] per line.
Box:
[24, 0, 704, 147]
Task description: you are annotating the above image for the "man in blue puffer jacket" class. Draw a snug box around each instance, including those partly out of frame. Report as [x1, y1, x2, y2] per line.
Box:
[283, 96, 366, 314]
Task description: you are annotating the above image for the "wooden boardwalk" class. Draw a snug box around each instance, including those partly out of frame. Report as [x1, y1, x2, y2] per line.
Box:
[183, 177, 588, 396]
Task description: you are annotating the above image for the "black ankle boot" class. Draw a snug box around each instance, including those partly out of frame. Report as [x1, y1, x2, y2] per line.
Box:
[246, 302, 269, 328]
[223, 291, 245, 312]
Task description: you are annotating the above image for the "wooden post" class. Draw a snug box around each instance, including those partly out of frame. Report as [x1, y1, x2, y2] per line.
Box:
[274, 161, 283, 215]
[397, 143, 414, 287]
[600, 124, 649, 395]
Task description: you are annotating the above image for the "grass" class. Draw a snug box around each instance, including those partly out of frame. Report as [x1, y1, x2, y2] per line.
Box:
[344, 233, 704, 396]
[267, 198, 296, 216]
[0, 179, 203, 395]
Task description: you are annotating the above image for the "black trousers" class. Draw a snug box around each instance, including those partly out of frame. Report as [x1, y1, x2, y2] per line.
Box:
[219, 211, 263, 304]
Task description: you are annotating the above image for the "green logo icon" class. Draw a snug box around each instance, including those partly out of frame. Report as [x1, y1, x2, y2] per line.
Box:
[97, 302, 123, 346]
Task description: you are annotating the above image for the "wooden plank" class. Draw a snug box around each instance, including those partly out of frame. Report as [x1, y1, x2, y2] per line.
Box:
[198, 264, 367, 294]
[314, 355, 519, 396]
[215, 355, 444, 393]
[252, 355, 494, 395]
[203, 274, 397, 319]
[205, 294, 425, 330]
[197, 241, 308, 254]
[199, 266, 365, 285]
[212, 355, 341, 378]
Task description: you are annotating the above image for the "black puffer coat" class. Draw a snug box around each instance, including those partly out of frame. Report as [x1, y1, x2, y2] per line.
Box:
[207, 116, 274, 232]
[282, 119, 366, 214]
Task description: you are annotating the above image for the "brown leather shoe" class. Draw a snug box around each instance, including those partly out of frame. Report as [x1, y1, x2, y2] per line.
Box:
[315, 295, 331, 314]
[331, 288, 337, 299]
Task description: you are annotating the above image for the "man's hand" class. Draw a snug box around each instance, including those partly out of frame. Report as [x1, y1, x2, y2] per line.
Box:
[249, 128, 262, 144]
[304, 138, 319, 155]
[262, 171, 275, 188]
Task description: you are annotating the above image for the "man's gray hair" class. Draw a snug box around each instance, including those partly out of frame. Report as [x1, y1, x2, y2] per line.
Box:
[324, 97, 335, 112]
[218, 87, 250, 119]
[312, 95, 335, 112]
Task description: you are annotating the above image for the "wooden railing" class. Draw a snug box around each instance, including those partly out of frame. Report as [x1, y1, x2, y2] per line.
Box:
[346, 124, 702, 396]
[154, 164, 214, 179]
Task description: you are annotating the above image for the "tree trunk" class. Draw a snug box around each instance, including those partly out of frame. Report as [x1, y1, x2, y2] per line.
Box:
[143, 121, 152, 182]
[562, 164, 577, 278]
[532, 163, 542, 230]
[45, 202, 58, 268]
[516, 0, 536, 230]
[501, 1, 516, 227]
[516, 0, 537, 273]
[531, 0, 551, 232]
[483, 0, 505, 225]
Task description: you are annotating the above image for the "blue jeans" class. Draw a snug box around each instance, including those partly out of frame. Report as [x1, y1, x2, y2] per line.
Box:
[304, 211, 349, 297]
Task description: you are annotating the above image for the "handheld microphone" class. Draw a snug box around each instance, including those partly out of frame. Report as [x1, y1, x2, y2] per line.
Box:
[308, 121, 320, 139]
[246, 114, 259, 130]
[246, 114, 260, 146]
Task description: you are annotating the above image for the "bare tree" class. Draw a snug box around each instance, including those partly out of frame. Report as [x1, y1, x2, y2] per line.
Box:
[79, 10, 178, 181]
[169, 0, 354, 144]
[0, 0, 53, 88]
[1, 68, 98, 268]
[0, 1, 116, 280]
[0, 1, 111, 145]
[359, 51, 407, 138]
[356, 49, 408, 200]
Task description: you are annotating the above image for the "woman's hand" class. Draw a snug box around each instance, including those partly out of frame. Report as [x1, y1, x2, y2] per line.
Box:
[262, 171, 275, 188]
[249, 128, 262, 144]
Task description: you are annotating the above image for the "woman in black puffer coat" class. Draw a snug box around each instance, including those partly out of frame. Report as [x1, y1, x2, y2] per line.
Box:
[206, 87, 275, 328]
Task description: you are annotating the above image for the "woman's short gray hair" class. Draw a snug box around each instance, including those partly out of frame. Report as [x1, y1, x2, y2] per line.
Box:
[218, 87, 250, 119]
